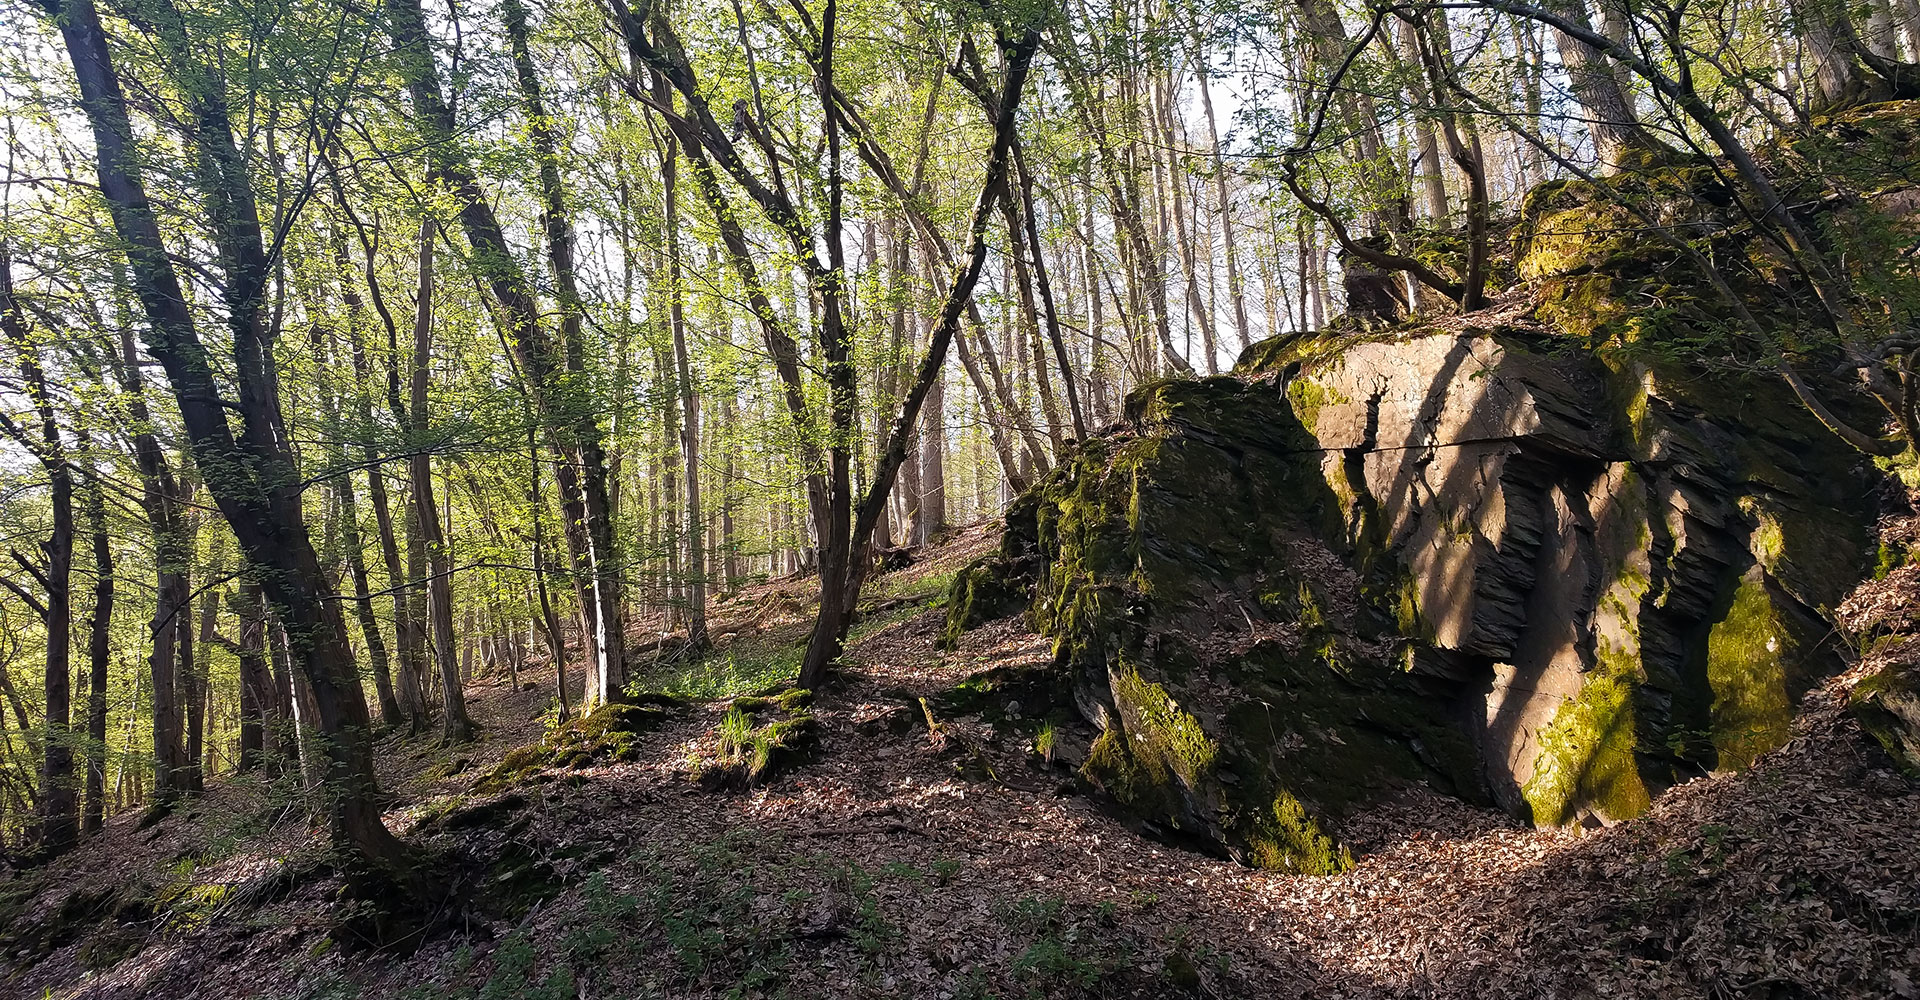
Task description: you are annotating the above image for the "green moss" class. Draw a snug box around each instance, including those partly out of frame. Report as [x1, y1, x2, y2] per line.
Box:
[1111, 666, 1218, 786]
[473, 700, 674, 793]
[1392, 572, 1429, 643]
[1875, 539, 1913, 580]
[77, 924, 144, 970]
[1740, 499, 1787, 568]
[1244, 792, 1352, 875]
[940, 556, 1032, 648]
[1522, 642, 1654, 826]
[1704, 573, 1795, 771]
[1850, 660, 1920, 776]
[1284, 379, 1350, 436]
[708, 690, 820, 788]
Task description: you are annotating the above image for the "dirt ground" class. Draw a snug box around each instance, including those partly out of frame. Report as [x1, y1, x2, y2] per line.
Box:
[3, 520, 1917, 1000]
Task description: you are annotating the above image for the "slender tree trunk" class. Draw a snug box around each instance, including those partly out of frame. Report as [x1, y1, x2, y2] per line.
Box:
[1002, 198, 1068, 454]
[81, 446, 111, 835]
[487, 0, 627, 707]
[313, 319, 401, 728]
[336, 224, 429, 732]
[194, 574, 220, 780]
[2, 247, 78, 854]
[106, 318, 189, 803]
[235, 580, 270, 772]
[529, 429, 570, 720]
[178, 505, 204, 794]
[1013, 149, 1086, 440]
[919, 365, 947, 542]
[719, 390, 741, 591]
[1403, 21, 1451, 221]
[1195, 55, 1252, 353]
[405, 220, 470, 744]
[659, 139, 709, 647]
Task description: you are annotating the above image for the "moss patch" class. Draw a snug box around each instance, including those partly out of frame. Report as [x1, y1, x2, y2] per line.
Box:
[1244, 792, 1352, 876]
[1283, 379, 1351, 436]
[1705, 572, 1796, 771]
[941, 556, 1032, 648]
[1111, 666, 1218, 788]
[474, 700, 677, 793]
[1522, 643, 1654, 826]
[1851, 660, 1920, 776]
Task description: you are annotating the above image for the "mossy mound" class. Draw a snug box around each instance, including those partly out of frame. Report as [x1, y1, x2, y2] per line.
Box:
[1851, 659, 1920, 776]
[702, 689, 819, 790]
[941, 555, 1034, 648]
[474, 699, 677, 794]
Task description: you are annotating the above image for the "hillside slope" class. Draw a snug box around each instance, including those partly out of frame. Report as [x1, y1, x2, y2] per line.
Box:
[0, 512, 1915, 999]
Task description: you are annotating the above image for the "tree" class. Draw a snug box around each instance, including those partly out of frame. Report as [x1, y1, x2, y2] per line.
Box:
[39, 0, 406, 870]
[0, 245, 78, 855]
[612, 0, 1045, 686]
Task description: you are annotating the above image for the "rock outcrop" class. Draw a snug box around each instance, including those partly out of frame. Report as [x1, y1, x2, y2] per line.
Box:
[950, 318, 1879, 875]
[1853, 660, 1920, 776]
[953, 327, 1876, 871]
[939, 105, 1920, 872]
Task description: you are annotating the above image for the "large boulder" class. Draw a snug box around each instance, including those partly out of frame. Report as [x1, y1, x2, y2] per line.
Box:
[952, 322, 1877, 872]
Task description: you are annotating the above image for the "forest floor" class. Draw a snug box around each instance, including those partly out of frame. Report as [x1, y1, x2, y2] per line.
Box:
[3, 520, 1919, 999]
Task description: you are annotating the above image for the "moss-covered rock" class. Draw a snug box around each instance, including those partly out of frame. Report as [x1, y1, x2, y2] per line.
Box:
[993, 374, 1494, 871]
[473, 699, 677, 793]
[941, 556, 1033, 648]
[975, 314, 1874, 864]
[1851, 659, 1920, 776]
[702, 689, 819, 790]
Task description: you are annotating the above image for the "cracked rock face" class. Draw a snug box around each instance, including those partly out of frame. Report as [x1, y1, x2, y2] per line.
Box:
[1290, 332, 1873, 829]
[959, 328, 1878, 872]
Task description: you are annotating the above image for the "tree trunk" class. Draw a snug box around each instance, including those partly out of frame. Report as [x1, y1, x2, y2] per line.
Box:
[1195, 55, 1253, 353]
[660, 138, 709, 647]
[1, 246, 77, 855]
[1541, 0, 1670, 166]
[179, 507, 204, 793]
[486, 0, 627, 707]
[82, 451, 111, 835]
[313, 318, 401, 729]
[406, 220, 471, 744]
[529, 429, 570, 720]
[235, 580, 270, 773]
[46, 0, 405, 868]
[797, 27, 1043, 687]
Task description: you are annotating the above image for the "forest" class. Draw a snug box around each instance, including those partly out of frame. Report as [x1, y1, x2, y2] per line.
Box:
[2, 0, 1920, 994]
